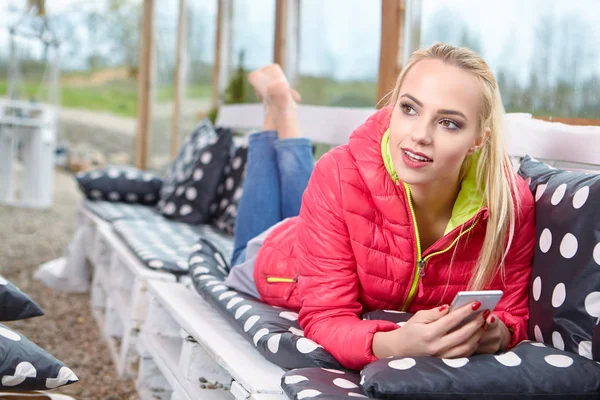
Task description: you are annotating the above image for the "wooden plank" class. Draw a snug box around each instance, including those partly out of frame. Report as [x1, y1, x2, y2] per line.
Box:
[171, 0, 186, 159]
[147, 280, 286, 397]
[273, 0, 287, 68]
[212, 0, 233, 109]
[377, 0, 405, 106]
[135, 0, 155, 169]
[534, 116, 600, 127]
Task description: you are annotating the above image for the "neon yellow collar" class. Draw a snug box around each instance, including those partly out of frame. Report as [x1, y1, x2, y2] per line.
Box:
[381, 129, 485, 234]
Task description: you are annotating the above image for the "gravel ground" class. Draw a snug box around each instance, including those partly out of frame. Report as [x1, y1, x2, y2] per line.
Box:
[0, 140, 139, 398]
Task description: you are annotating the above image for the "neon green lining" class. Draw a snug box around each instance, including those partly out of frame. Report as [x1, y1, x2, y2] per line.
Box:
[381, 129, 485, 234]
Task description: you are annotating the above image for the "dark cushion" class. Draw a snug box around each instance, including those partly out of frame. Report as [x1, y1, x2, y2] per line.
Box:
[76, 166, 162, 205]
[518, 156, 599, 360]
[282, 367, 365, 400]
[0, 324, 78, 390]
[361, 341, 600, 399]
[83, 200, 162, 222]
[0, 276, 43, 321]
[188, 239, 342, 370]
[594, 320, 600, 361]
[112, 219, 233, 276]
[210, 141, 248, 235]
[158, 121, 233, 224]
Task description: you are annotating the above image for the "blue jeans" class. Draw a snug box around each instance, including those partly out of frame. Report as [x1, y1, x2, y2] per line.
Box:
[231, 131, 314, 267]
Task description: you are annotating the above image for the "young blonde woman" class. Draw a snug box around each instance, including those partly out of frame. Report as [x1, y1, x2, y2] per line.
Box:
[224, 43, 535, 371]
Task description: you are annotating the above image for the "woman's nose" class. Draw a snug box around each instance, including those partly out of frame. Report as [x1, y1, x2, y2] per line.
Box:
[410, 122, 433, 145]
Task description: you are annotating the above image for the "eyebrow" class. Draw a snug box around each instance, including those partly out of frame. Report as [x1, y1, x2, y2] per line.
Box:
[400, 93, 468, 120]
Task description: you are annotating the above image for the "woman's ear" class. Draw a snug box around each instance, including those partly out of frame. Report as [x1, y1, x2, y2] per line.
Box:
[468, 128, 491, 155]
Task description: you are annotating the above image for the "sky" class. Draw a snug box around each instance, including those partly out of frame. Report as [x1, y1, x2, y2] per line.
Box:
[1, 0, 599, 86]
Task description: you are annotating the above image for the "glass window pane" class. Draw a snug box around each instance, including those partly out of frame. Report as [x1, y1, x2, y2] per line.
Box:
[180, 0, 217, 141]
[297, 0, 381, 107]
[419, 0, 600, 120]
[148, 0, 179, 171]
[227, 0, 275, 103]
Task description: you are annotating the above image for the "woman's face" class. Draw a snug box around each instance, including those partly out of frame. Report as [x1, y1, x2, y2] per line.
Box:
[388, 58, 487, 188]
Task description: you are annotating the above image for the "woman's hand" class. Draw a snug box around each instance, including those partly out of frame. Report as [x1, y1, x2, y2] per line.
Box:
[476, 313, 511, 354]
[372, 302, 487, 360]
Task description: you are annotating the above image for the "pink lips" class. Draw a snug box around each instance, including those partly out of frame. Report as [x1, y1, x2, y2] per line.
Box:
[401, 148, 432, 169]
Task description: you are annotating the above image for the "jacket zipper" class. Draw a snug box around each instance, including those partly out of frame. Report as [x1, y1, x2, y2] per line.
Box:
[400, 183, 482, 311]
[266, 276, 297, 283]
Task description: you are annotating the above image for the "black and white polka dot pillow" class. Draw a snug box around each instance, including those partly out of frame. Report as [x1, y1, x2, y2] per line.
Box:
[188, 239, 342, 370]
[360, 341, 600, 398]
[0, 324, 78, 390]
[0, 275, 44, 321]
[76, 166, 162, 205]
[282, 368, 365, 400]
[210, 141, 248, 235]
[158, 123, 233, 224]
[518, 156, 600, 360]
[594, 319, 600, 360]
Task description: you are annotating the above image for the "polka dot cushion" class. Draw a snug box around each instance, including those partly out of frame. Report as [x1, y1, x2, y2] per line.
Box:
[0, 275, 43, 321]
[76, 166, 162, 205]
[158, 122, 233, 224]
[0, 324, 78, 390]
[189, 238, 342, 370]
[210, 140, 248, 235]
[594, 319, 600, 360]
[518, 156, 600, 360]
[112, 219, 204, 276]
[282, 368, 365, 400]
[83, 200, 162, 222]
[360, 341, 600, 398]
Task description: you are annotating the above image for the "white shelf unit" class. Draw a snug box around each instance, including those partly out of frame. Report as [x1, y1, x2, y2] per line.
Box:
[81, 206, 178, 378]
[138, 280, 288, 400]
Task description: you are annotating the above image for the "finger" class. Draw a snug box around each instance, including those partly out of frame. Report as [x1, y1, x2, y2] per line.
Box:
[437, 329, 483, 359]
[438, 313, 486, 351]
[485, 313, 498, 331]
[431, 301, 482, 335]
[410, 304, 450, 324]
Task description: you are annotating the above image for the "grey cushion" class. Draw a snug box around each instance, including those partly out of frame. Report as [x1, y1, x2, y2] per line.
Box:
[0, 275, 43, 321]
[158, 122, 233, 224]
[76, 166, 162, 205]
[0, 324, 78, 390]
[83, 200, 161, 222]
[518, 156, 600, 360]
[112, 219, 233, 276]
[188, 239, 342, 370]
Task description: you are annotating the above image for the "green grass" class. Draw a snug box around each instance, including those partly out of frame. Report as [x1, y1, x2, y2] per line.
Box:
[0, 78, 213, 118]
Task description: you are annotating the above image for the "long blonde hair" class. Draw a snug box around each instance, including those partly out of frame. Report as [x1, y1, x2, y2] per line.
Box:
[387, 43, 520, 290]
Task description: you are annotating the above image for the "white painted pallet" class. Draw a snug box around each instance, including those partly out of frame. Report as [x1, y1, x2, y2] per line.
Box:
[81, 205, 178, 378]
[136, 280, 287, 400]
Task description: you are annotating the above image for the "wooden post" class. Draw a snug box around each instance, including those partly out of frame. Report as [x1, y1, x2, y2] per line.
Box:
[171, 0, 186, 159]
[135, 0, 154, 169]
[376, 0, 405, 107]
[273, 0, 287, 68]
[275, 0, 300, 85]
[212, 0, 233, 110]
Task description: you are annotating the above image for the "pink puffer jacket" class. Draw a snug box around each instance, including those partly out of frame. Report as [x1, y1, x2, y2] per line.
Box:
[253, 107, 535, 370]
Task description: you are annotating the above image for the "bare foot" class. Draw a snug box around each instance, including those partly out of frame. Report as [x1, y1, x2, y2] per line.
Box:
[264, 79, 300, 139]
[248, 64, 301, 103]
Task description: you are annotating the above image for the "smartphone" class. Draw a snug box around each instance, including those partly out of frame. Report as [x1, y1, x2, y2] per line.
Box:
[449, 290, 503, 328]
